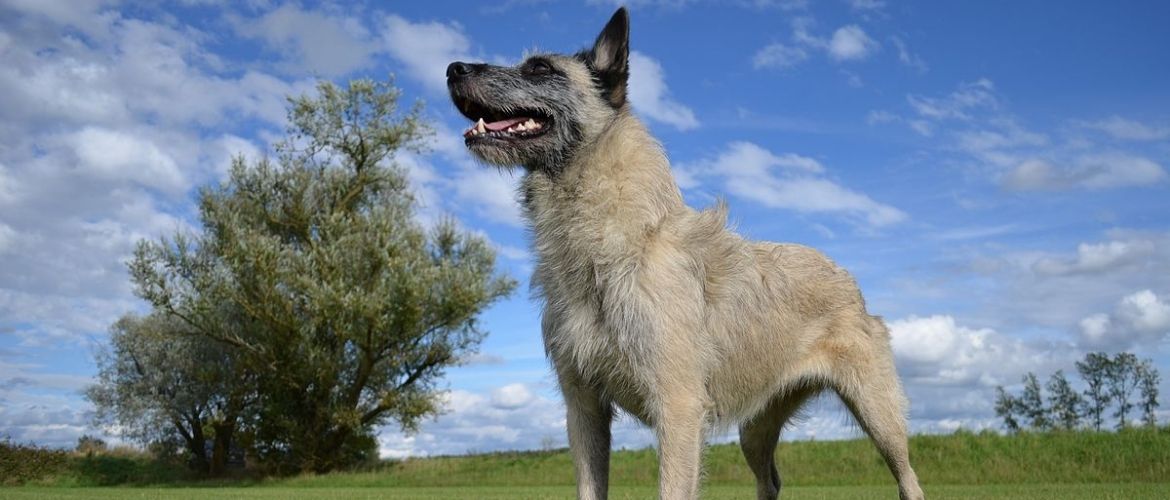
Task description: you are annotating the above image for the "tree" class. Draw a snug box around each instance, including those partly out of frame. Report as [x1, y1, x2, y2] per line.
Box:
[994, 386, 1022, 432]
[1076, 352, 1113, 431]
[129, 79, 516, 473]
[87, 313, 252, 475]
[1045, 370, 1083, 430]
[1136, 359, 1161, 427]
[1019, 372, 1050, 430]
[75, 435, 107, 456]
[1106, 352, 1141, 429]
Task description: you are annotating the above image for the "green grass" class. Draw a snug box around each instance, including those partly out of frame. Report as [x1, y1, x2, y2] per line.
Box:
[3, 428, 1169, 498]
[273, 427, 1170, 489]
[2, 484, 1167, 499]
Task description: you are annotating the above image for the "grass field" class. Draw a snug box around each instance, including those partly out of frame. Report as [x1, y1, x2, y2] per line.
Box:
[3, 428, 1169, 498]
[2, 484, 1168, 499]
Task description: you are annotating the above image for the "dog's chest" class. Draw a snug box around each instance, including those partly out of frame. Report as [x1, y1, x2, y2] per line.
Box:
[526, 177, 662, 413]
[533, 228, 652, 368]
[540, 271, 659, 421]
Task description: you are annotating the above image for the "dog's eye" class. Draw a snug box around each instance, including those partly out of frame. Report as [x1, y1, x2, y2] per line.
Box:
[526, 60, 553, 76]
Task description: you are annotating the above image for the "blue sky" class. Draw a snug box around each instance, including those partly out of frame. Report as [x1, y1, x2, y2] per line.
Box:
[1, 0, 1168, 458]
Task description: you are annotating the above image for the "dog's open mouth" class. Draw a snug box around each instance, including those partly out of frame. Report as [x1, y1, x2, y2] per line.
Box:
[463, 116, 547, 139]
[453, 96, 551, 141]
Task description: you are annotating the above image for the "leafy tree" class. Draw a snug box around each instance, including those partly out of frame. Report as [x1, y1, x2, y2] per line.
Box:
[1019, 372, 1051, 430]
[75, 435, 107, 456]
[1107, 352, 1141, 429]
[994, 386, 1023, 432]
[1136, 359, 1161, 427]
[87, 313, 251, 475]
[130, 79, 516, 473]
[1045, 370, 1083, 430]
[1076, 352, 1113, 431]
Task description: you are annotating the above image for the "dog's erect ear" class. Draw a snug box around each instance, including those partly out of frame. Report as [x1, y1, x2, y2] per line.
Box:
[589, 7, 629, 108]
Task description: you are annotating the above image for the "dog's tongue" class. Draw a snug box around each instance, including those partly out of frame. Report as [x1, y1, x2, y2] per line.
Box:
[484, 117, 528, 131]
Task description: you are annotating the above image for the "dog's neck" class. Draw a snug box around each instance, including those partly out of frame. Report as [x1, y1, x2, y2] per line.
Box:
[520, 112, 687, 261]
[524, 113, 682, 207]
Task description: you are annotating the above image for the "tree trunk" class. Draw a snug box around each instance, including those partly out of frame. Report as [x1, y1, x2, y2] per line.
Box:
[209, 421, 236, 477]
[182, 415, 209, 474]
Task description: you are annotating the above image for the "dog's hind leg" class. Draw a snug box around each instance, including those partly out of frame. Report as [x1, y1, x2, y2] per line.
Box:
[560, 374, 614, 500]
[738, 386, 819, 500]
[828, 322, 925, 500]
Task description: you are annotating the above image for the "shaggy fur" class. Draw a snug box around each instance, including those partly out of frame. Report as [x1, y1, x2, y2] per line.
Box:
[447, 8, 924, 500]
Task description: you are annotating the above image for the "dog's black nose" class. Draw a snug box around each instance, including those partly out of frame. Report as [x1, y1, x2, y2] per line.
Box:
[447, 62, 474, 79]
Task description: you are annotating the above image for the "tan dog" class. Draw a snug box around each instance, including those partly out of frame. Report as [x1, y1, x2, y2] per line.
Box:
[446, 8, 924, 500]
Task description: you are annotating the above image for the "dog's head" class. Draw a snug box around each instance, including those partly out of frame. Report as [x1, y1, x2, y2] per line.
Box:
[447, 8, 630, 173]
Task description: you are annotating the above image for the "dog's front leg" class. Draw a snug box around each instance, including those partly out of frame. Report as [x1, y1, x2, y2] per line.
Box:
[655, 389, 707, 500]
[561, 374, 614, 500]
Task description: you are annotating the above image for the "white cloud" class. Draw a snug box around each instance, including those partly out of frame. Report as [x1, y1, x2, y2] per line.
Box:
[827, 25, 878, 61]
[907, 79, 997, 121]
[1077, 116, 1170, 142]
[0, 15, 311, 129]
[452, 168, 525, 227]
[848, 0, 885, 11]
[889, 315, 1066, 388]
[1001, 153, 1166, 191]
[891, 36, 928, 73]
[491, 383, 535, 409]
[753, 19, 878, 70]
[927, 224, 1021, 242]
[897, 80, 1167, 194]
[393, 152, 446, 227]
[842, 70, 863, 88]
[752, 42, 809, 69]
[69, 127, 186, 192]
[789, 17, 824, 48]
[678, 141, 906, 226]
[234, 4, 376, 77]
[1032, 240, 1156, 276]
[209, 134, 262, 179]
[380, 14, 473, 94]
[0, 0, 118, 38]
[373, 120, 526, 230]
[744, 0, 809, 9]
[885, 314, 1078, 429]
[954, 124, 1048, 167]
[0, 359, 102, 448]
[377, 385, 569, 458]
[865, 110, 897, 124]
[628, 51, 700, 130]
[0, 5, 306, 363]
[967, 230, 1170, 332]
[0, 223, 16, 255]
[907, 119, 933, 136]
[494, 243, 530, 262]
[0, 163, 18, 205]
[1079, 290, 1170, 349]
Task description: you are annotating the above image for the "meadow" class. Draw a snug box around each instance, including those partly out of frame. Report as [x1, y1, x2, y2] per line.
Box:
[3, 483, 1167, 499]
[3, 428, 1168, 499]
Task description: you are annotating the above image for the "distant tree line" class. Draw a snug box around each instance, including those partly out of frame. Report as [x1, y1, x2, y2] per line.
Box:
[86, 79, 515, 476]
[995, 352, 1160, 432]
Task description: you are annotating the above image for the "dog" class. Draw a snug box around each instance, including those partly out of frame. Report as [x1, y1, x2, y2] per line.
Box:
[447, 7, 924, 500]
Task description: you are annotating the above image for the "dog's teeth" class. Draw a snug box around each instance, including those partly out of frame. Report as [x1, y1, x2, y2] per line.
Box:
[525, 119, 536, 128]
[515, 123, 527, 131]
[475, 118, 486, 134]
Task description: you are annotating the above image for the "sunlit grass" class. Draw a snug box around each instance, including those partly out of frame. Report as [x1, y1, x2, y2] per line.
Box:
[4, 483, 1169, 500]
